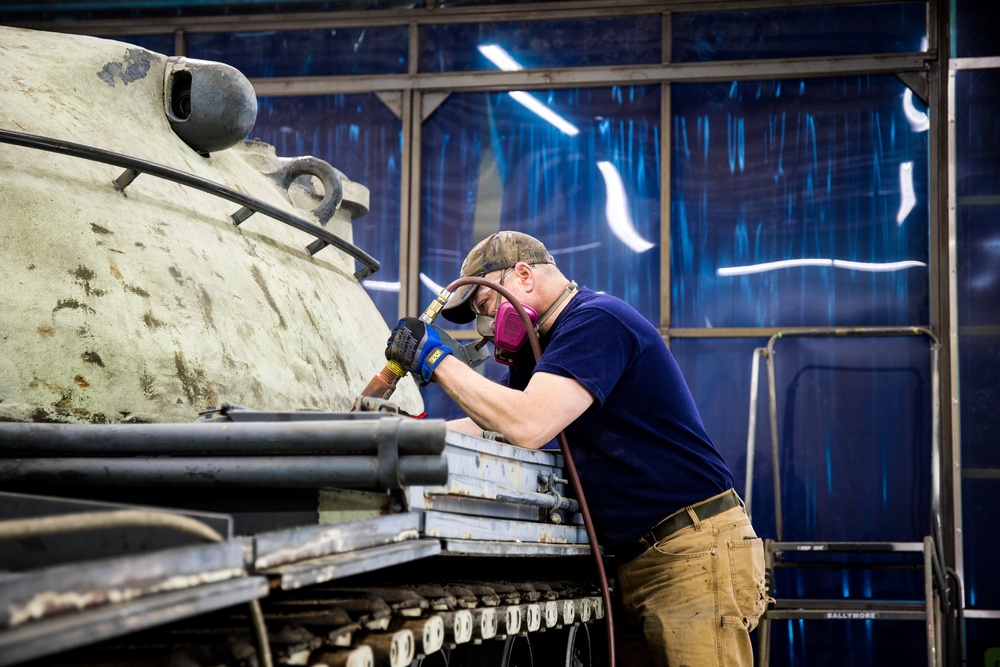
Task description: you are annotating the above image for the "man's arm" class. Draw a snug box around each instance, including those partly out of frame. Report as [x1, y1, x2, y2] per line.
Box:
[432, 355, 594, 449]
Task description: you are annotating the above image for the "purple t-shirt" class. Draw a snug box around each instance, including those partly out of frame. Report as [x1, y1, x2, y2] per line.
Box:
[503, 287, 734, 550]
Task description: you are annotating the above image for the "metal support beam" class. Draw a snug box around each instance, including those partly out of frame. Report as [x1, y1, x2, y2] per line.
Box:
[5, 0, 923, 35]
[249, 53, 931, 97]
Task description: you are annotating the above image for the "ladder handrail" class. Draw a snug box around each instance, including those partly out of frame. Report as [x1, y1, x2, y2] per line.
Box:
[744, 326, 941, 550]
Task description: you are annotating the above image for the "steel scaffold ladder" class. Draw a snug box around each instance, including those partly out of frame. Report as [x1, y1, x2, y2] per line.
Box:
[743, 328, 954, 667]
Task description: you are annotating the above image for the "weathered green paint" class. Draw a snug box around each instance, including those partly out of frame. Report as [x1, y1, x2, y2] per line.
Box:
[0, 27, 422, 423]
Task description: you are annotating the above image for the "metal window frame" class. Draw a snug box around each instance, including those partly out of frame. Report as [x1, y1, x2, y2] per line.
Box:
[946, 53, 1000, 617]
[7, 0, 922, 35]
[7, 0, 972, 623]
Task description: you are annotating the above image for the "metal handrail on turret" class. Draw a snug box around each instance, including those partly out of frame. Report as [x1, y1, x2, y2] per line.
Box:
[0, 128, 381, 280]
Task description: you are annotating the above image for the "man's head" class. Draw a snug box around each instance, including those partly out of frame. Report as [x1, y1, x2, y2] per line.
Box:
[441, 231, 555, 324]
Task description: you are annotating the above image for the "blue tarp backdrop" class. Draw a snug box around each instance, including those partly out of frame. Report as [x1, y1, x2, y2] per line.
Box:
[108, 2, 999, 661]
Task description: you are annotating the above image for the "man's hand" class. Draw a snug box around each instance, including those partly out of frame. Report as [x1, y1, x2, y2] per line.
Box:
[386, 317, 453, 384]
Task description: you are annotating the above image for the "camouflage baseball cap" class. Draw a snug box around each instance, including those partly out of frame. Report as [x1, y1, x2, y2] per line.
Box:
[440, 231, 555, 324]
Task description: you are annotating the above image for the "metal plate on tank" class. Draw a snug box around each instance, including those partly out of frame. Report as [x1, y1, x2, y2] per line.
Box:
[253, 513, 422, 570]
[422, 511, 587, 545]
[0, 577, 268, 667]
[0, 541, 248, 629]
[410, 432, 576, 524]
[262, 539, 442, 591]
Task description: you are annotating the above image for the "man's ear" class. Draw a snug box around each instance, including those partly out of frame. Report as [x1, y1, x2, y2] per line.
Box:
[514, 262, 534, 290]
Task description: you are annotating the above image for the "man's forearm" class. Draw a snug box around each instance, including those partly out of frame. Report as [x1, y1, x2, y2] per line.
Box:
[430, 356, 593, 450]
[432, 356, 536, 446]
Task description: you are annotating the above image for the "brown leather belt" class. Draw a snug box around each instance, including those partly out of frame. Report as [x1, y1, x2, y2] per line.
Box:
[616, 489, 741, 563]
[640, 489, 741, 548]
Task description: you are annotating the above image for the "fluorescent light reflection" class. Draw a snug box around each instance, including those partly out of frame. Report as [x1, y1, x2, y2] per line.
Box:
[549, 241, 602, 256]
[718, 258, 927, 276]
[903, 89, 929, 132]
[419, 273, 445, 294]
[478, 44, 522, 71]
[478, 44, 580, 136]
[420, 273, 445, 294]
[361, 279, 401, 292]
[507, 91, 580, 136]
[897, 161, 916, 225]
[597, 161, 654, 253]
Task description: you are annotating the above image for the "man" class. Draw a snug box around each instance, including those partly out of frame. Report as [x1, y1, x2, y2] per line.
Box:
[386, 231, 767, 666]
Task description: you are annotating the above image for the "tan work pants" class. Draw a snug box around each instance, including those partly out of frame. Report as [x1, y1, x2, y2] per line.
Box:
[616, 496, 767, 667]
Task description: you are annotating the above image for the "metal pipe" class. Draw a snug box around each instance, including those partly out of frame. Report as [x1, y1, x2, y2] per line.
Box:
[765, 326, 937, 344]
[743, 347, 766, 520]
[924, 535, 938, 667]
[929, 343, 948, 597]
[0, 419, 446, 456]
[946, 566, 968, 667]
[765, 340, 783, 542]
[0, 509, 223, 542]
[0, 455, 448, 489]
[492, 487, 580, 513]
[946, 54, 967, 611]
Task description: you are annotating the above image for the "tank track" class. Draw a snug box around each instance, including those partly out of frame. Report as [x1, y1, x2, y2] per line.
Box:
[43, 578, 605, 667]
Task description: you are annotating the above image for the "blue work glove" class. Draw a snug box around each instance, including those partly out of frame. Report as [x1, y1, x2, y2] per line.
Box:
[386, 317, 453, 385]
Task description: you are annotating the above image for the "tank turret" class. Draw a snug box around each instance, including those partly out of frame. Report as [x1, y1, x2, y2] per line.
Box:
[0, 26, 422, 423]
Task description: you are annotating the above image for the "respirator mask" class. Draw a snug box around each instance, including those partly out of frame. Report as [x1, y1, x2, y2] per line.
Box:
[475, 281, 577, 366]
